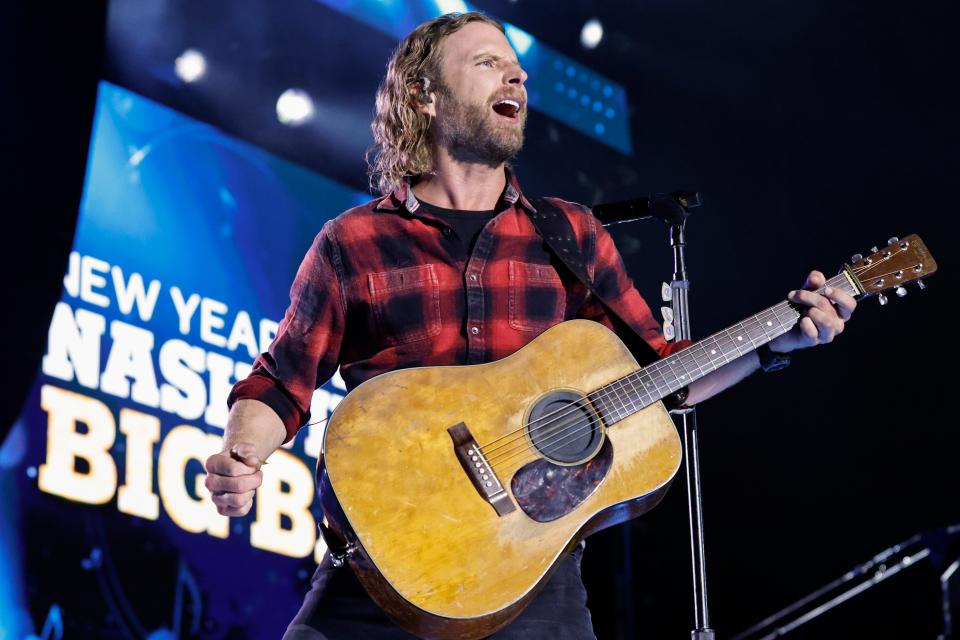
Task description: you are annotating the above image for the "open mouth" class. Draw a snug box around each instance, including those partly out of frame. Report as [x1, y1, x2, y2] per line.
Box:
[492, 98, 522, 121]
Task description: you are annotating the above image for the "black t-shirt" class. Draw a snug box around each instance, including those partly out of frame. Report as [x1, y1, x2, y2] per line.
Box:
[417, 200, 497, 255]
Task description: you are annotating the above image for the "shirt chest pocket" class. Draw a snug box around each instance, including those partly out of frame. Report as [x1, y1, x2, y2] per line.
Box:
[368, 264, 442, 345]
[508, 259, 567, 333]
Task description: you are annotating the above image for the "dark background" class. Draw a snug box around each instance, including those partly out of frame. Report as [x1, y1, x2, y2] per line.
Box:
[4, 0, 957, 637]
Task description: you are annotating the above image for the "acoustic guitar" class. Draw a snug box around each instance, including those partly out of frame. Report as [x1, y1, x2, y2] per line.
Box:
[317, 235, 936, 639]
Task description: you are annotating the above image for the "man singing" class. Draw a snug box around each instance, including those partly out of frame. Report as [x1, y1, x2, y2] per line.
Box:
[204, 12, 856, 639]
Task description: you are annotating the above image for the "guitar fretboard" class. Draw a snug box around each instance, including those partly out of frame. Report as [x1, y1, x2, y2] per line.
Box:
[591, 272, 857, 424]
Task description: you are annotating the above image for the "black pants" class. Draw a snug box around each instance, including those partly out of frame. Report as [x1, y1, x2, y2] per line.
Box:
[283, 543, 595, 639]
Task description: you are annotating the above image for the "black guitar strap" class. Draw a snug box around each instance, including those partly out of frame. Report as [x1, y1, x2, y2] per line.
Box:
[527, 197, 664, 368]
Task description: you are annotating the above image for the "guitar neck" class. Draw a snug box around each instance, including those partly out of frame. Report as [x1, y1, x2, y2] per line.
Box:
[592, 271, 860, 424]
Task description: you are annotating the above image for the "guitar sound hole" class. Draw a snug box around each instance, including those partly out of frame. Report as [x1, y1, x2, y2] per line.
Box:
[527, 391, 602, 464]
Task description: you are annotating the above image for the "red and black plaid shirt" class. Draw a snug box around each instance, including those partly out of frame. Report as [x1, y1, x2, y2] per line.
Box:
[229, 170, 687, 442]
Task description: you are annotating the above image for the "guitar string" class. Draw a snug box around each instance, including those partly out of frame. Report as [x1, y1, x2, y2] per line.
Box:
[482, 296, 827, 467]
[479, 298, 805, 460]
[486, 319, 797, 474]
[485, 306, 804, 472]
[855, 266, 924, 285]
[477, 270, 858, 457]
[487, 261, 899, 472]
[482, 269, 868, 470]
[496, 411, 619, 477]
[486, 267, 876, 471]
[481, 300, 806, 469]
[848, 244, 926, 284]
[484, 306, 799, 471]
[854, 249, 900, 273]
[487, 305, 801, 477]
[480, 261, 885, 463]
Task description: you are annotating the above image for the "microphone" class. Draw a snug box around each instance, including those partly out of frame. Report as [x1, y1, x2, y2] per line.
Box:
[592, 191, 701, 227]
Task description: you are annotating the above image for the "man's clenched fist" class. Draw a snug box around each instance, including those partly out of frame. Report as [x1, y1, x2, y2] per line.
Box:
[204, 443, 264, 517]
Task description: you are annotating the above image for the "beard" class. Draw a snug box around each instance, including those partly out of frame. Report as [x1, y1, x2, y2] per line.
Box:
[431, 88, 526, 165]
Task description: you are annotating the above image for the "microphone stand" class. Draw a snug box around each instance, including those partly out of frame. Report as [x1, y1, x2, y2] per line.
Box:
[595, 191, 714, 639]
[731, 525, 960, 639]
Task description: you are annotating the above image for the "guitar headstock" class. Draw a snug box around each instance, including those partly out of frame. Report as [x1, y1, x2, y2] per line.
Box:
[846, 234, 937, 303]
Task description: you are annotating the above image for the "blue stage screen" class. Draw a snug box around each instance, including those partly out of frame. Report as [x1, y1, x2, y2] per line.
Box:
[1, 80, 368, 639]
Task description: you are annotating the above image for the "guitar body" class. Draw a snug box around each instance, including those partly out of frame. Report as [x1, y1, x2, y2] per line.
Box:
[319, 319, 682, 639]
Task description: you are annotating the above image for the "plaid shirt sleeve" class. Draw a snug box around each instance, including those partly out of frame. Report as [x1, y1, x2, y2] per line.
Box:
[227, 221, 346, 442]
[576, 214, 691, 358]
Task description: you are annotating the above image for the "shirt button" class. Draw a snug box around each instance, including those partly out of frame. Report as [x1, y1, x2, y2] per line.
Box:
[470, 326, 480, 335]
[442, 228, 452, 236]
[469, 274, 478, 282]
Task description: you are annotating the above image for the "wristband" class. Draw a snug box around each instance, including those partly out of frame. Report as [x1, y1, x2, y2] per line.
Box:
[756, 343, 791, 373]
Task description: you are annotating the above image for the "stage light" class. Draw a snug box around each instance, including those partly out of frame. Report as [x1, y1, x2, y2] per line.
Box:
[505, 24, 534, 57]
[435, 0, 469, 14]
[174, 49, 206, 83]
[276, 89, 315, 126]
[580, 19, 603, 50]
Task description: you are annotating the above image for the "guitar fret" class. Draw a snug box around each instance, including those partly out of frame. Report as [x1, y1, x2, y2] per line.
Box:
[643, 365, 666, 397]
[594, 273, 872, 421]
[590, 265, 876, 425]
[666, 359, 685, 389]
[594, 296, 805, 425]
[623, 380, 636, 416]
[693, 341, 722, 374]
[635, 369, 658, 403]
[676, 350, 699, 382]
[731, 322, 748, 356]
[744, 316, 767, 348]
[623, 378, 636, 417]
[606, 382, 619, 423]
[625, 376, 646, 412]
[706, 336, 732, 366]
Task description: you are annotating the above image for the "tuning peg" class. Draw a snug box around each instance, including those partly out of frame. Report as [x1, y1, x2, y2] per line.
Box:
[878, 293, 888, 306]
[851, 253, 863, 263]
[661, 282, 673, 302]
[661, 306, 674, 323]
[895, 286, 907, 298]
[887, 237, 899, 246]
[918, 279, 926, 290]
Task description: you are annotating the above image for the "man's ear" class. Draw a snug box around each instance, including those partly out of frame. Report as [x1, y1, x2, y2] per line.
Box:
[412, 77, 436, 117]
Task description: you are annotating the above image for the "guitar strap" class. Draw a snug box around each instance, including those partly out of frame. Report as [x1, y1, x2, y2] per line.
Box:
[526, 197, 664, 369]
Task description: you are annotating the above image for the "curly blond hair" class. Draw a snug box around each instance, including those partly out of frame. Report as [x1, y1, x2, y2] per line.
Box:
[367, 12, 505, 195]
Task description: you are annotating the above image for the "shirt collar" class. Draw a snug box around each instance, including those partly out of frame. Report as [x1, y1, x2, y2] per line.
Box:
[374, 167, 537, 215]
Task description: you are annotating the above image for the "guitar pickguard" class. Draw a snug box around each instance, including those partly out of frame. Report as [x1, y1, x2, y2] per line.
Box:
[510, 438, 613, 522]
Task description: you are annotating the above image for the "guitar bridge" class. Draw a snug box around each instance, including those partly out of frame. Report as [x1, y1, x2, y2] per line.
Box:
[447, 422, 516, 517]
